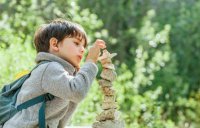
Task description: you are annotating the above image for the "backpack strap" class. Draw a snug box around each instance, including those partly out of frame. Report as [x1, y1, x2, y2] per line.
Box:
[16, 93, 53, 128]
[16, 94, 50, 111]
[39, 100, 46, 128]
[16, 60, 54, 128]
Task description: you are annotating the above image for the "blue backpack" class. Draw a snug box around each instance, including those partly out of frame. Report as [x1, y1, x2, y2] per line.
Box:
[0, 61, 54, 128]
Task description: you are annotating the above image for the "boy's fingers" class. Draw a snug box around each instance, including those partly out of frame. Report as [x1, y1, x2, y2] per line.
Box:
[95, 39, 106, 49]
[98, 44, 106, 49]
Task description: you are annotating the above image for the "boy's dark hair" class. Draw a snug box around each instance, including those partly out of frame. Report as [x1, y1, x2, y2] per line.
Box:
[34, 19, 87, 53]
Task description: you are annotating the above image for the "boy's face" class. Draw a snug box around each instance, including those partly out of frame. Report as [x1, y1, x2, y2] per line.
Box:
[57, 37, 85, 68]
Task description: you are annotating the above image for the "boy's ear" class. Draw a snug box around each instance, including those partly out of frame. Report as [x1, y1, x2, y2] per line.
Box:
[49, 37, 59, 51]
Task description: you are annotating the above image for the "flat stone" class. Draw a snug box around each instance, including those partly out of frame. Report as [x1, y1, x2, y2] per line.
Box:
[100, 69, 117, 81]
[102, 101, 118, 110]
[98, 50, 117, 61]
[98, 79, 112, 87]
[101, 86, 115, 96]
[92, 120, 125, 128]
[101, 58, 112, 65]
[96, 109, 119, 121]
[102, 63, 115, 70]
[103, 95, 115, 102]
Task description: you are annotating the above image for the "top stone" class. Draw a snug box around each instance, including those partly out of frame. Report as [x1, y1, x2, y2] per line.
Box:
[98, 50, 117, 61]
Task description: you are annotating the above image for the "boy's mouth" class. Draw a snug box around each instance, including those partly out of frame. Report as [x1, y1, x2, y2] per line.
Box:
[78, 55, 82, 60]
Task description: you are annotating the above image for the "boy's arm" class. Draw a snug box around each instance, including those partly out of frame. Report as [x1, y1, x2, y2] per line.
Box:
[41, 61, 98, 103]
[41, 39, 106, 102]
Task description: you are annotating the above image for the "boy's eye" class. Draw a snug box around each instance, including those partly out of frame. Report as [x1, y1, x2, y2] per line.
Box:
[74, 42, 79, 45]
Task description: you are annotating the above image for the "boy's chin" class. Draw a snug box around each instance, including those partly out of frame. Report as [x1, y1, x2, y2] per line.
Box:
[74, 65, 80, 71]
[72, 63, 80, 69]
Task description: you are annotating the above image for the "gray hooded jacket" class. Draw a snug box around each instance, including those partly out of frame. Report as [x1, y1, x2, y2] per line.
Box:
[3, 52, 98, 128]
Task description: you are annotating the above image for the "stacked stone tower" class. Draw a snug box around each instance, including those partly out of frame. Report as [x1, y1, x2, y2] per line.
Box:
[92, 50, 125, 128]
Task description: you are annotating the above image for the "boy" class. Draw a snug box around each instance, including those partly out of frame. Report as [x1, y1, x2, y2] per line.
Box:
[3, 19, 106, 128]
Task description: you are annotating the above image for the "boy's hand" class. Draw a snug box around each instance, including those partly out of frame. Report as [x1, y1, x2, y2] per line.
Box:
[86, 39, 106, 63]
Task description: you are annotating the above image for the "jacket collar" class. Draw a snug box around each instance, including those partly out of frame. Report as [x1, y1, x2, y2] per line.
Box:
[35, 52, 76, 75]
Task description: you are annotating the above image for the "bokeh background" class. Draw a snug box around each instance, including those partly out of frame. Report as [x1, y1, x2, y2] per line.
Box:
[0, 0, 200, 128]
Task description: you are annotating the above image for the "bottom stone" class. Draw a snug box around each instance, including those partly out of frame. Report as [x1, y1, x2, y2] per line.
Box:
[92, 120, 125, 128]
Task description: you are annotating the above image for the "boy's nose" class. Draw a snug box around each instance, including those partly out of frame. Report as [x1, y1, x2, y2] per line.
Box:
[80, 46, 85, 53]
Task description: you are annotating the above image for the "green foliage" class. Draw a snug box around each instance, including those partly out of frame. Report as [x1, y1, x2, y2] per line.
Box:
[0, 0, 200, 128]
[0, 41, 35, 86]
